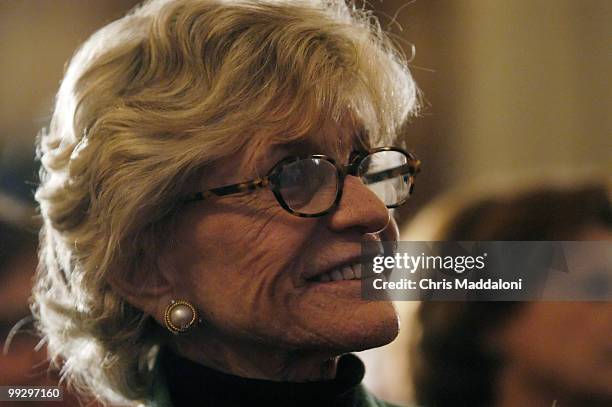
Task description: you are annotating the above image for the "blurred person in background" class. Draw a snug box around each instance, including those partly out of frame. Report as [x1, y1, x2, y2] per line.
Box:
[32, 0, 421, 406]
[405, 180, 612, 407]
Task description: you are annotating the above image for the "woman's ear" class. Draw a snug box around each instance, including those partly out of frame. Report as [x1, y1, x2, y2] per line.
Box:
[105, 251, 177, 325]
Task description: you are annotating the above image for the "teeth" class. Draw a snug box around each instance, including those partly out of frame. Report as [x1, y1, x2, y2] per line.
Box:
[353, 264, 362, 279]
[342, 266, 355, 280]
[330, 269, 344, 281]
[315, 264, 363, 282]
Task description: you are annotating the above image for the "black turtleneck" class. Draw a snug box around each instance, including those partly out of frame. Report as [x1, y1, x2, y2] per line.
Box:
[159, 348, 381, 407]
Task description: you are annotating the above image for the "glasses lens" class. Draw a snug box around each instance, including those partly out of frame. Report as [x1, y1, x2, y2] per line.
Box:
[358, 150, 414, 207]
[278, 158, 338, 215]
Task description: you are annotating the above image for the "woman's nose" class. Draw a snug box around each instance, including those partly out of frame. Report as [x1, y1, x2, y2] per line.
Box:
[326, 175, 393, 235]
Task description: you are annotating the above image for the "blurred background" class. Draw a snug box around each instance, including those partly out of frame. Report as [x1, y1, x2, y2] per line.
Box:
[0, 1, 610, 406]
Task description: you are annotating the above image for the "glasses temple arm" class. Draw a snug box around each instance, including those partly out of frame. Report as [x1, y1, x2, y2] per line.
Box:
[361, 162, 420, 184]
[185, 177, 273, 202]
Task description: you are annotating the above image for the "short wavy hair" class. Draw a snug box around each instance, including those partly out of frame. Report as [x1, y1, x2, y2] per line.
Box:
[32, 0, 419, 405]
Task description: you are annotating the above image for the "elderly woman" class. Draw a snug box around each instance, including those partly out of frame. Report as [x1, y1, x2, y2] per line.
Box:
[33, 0, 420, 406]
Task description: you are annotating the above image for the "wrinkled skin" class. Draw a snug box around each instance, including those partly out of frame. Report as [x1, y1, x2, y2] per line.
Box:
[147, 134, 401, 381]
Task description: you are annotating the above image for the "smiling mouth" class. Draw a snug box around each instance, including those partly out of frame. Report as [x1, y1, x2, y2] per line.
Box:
[307, 263, 363, 283]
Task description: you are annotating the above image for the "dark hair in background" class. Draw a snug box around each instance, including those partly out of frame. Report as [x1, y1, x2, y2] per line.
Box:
[412, 183, 612, 407]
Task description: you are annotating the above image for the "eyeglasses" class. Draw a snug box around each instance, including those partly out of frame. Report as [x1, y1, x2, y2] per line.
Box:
[185, 147, 421, 218]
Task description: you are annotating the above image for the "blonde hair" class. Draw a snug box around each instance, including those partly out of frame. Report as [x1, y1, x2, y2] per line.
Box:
[33, 0, 419, 404]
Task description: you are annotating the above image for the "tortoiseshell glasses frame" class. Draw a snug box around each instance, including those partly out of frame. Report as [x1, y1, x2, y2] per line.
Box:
[184, 147, 421, 218]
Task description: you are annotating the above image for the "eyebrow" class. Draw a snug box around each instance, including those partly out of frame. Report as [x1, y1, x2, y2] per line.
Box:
[283, 139, 321, 156]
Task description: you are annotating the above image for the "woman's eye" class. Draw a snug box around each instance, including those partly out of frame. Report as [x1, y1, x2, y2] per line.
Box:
[283, 168, 304, 185]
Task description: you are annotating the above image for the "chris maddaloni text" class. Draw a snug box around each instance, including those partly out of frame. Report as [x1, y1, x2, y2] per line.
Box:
[372, 278, 524, 290]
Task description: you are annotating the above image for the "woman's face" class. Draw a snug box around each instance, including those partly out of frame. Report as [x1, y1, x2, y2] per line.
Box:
[164, 135, 400, 359]
[495, 227, 612, 401]
[498, 302, 612, 400]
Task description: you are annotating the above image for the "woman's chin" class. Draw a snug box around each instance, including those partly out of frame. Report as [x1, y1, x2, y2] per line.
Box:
[291, 299, 400, 353]
[340, 301, 400, 351]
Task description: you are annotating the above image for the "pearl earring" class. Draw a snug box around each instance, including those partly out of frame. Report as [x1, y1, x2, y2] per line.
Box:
[164, 299, 199, 334]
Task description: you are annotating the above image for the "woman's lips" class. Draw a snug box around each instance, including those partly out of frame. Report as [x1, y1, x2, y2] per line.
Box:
[302, 241, 385, 282]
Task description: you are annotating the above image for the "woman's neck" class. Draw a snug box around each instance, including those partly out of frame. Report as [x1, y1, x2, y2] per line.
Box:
[496, 365, 557, 407]
[172, 331, 340, 382]
[495, 364, 606, 407]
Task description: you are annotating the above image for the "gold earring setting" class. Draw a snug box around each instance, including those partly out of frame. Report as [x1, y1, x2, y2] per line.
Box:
[164, 299, 198, 334]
